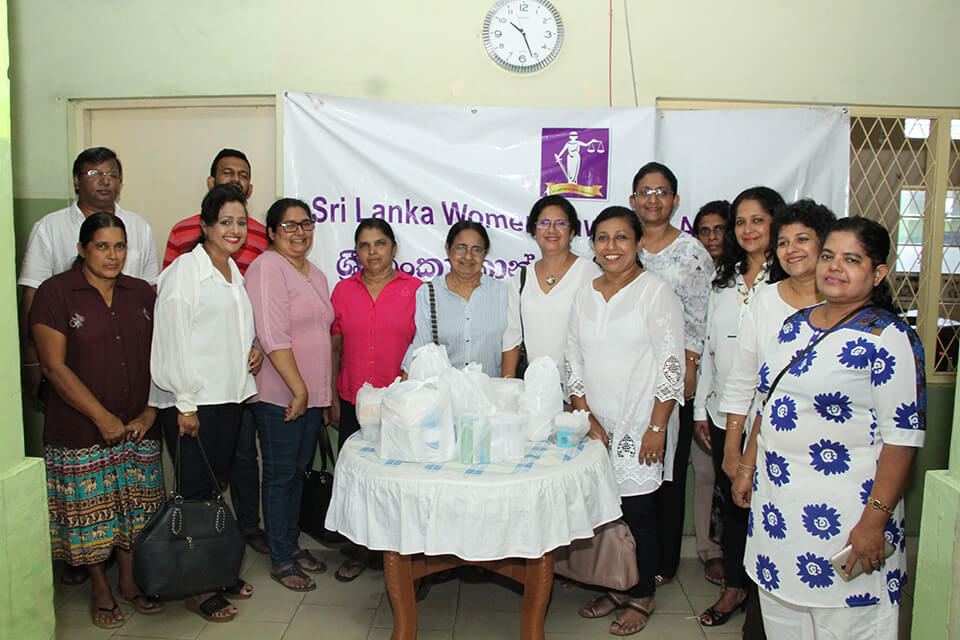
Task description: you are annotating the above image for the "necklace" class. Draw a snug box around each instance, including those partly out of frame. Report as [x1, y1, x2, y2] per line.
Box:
[544, 253, 575, 287]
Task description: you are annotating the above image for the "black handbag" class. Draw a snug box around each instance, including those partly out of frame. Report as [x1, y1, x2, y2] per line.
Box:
[299, 424, 343, 543]
[516, 266, 529, 379]
[132, 436, 245, 598]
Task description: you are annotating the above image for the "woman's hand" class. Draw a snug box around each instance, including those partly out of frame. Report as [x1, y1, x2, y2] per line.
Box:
[285, 392, 307, 422]
[731, 469, 753, 509]
[327, 399, 341, 427]
[124, 418, 148, 444]
[844, 518, 889, 576]
[97, 413, 126, 445]
[639, 429, 666, 466]
[694, 420, 711, 451]
[178, 411, 200, 437]
[722, 436, 743, 481]
[248, 347, 263, 375]
[587, 414, 609, 448]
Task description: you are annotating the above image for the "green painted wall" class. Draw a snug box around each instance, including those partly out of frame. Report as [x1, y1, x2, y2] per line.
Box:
[0, 2, 55, 639]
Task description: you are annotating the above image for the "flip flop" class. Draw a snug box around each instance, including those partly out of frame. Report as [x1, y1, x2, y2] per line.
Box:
[221, 579, 254, 600]
[335, 558, 366, 583]
[185, 593, 236, 623]
[578, 592, 626, 619]
[271, 564, 317, 592]
[292, 549, 327, 574]
[609, 597, 655, 636]
[90, 604, 124, 629]
[119, 593, 165, 614]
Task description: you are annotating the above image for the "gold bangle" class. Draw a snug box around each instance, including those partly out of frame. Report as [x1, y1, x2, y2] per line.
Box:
[648, 424, 665, 433]
[867, 495, 895, 516]
[735, 468, 752, 478]
[179, 410, 197, 417]
[738, 463, 755, 470]
[503, 374, 515, 379]
[727, 423, 744, 431]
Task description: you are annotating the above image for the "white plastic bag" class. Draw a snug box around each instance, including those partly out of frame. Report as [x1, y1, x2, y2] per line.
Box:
[490, 413, 526, 463]
[407, 343, 452, 381]
[379, 379, 455, 462]
[519, 356, 564, 441]
[551, 410, 591, 448]
[355, 382, 390, 443]
[488, 377, 524, 415]
[445, 363, 494, 419]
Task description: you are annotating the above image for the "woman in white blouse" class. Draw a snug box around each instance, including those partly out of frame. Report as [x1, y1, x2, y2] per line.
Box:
[503, 195, 599, 378]
[568, 206, 685, 636]
[693, 186, 783, 627]
[150, 184, 262, 623]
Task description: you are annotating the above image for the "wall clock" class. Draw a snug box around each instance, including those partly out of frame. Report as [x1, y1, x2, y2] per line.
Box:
[482, 0, 564, 73]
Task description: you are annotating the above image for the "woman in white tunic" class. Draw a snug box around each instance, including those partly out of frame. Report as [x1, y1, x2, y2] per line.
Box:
[732, 217, 925, 639]
[693, 186, 782, 626]
[567, 206, 685, 636]
[503, 195, 599, 378]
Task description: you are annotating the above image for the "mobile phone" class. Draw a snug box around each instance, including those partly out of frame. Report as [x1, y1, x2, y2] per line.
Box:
[830, 540, 895, 581]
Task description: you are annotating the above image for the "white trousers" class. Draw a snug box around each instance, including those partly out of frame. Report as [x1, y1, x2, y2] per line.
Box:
[759, 589, 899, 640]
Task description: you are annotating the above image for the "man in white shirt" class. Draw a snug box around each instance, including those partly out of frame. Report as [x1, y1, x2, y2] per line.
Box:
[19, 146, 160, 396]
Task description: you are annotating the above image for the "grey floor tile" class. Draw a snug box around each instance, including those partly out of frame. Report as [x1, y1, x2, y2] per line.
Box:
[196, 620, 287, 639]
[282, 604, 376, 640]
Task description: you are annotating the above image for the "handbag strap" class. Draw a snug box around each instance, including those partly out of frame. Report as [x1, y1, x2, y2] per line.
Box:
[518, 267, 527, 346]
[173, 432, 223, 501]
[764, 304, 871, 407]
[427, 280, 439, 345]
[305, 422, 335, 473]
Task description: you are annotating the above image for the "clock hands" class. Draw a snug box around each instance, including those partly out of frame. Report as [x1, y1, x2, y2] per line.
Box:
[509, 21, 534, 56]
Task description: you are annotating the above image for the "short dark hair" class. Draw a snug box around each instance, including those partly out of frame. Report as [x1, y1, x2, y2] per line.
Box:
[693, 200, 731, 234]
[631, 161, 677, 195]
[525, 195, 580, 237]
[209, 148, 250, 178]
[826, 216, 898, 313]
[768, 199, 837, 281]
[264, 197, 311, 244]
[445, 220, 490, 251]
[713, 186, 785, 289]
[590, 205, 644, 267]
[197, 183, 247, 245]
[75, 212, 126, 267]
[355, 218, 397, 246]
[73, 147, 122, 182]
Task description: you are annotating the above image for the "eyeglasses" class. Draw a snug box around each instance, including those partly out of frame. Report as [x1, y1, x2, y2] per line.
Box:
[535, 220, 570, 230]
[451, 244, 486, 257]
[84, 169, 121, 181]
[634, 187, 672, 198]
[279, 220, 316, 233]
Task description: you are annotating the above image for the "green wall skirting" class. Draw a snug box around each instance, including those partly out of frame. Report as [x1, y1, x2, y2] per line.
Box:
[0, 458, 54, 640]
[912, 470, 960, 639]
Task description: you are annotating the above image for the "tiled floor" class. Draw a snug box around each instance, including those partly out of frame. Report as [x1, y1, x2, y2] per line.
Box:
[52, 536, 917, 639]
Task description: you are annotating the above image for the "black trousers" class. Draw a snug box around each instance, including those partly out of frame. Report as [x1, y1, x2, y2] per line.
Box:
[160, 404, 242, 500]
[621, 493, 658, 599]
[654, 401, 693, 578]
[709, 421, 750, 589]
[337, 398, 361, 454]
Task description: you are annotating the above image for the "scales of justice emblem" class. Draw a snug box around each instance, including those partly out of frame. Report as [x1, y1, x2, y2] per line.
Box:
[540, 128, 609, 199]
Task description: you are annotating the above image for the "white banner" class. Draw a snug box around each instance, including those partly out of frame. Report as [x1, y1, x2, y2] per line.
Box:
[282, 91, 849, 284]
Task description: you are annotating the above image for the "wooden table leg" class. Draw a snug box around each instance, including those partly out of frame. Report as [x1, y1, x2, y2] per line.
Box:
[519, 553, 554, 640]
[383, 551, 417, 640]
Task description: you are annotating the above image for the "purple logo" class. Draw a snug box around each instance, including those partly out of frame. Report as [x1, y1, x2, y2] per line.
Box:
[540, 128, 609, 200]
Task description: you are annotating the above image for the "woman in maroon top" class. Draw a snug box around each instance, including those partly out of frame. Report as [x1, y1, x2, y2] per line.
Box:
[330, 218, 422, 580]
[31, 213, 164, 630]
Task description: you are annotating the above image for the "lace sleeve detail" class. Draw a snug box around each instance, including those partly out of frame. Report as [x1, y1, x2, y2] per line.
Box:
[563, 301, 586, 402]
[650, 284, 686, 405]
[657, 353, 684, 404]
[564, 356, 586, 400]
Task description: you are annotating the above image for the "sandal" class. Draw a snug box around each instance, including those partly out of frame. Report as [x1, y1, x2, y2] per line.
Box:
[271, 564, 317, 592]
[90, 603, 124, 629]
[699, 592, 747, 627]
[609, 597, 655, 636]
[185, 593, 236, 623]
[119, 593, 165, 614]
[221, 579, 254, 600]
[335, 558, 366, 583]
[704, 557, 725, 587]
[653, 574, 672, 587]
[292, 548, 327, 574]
[577, 592, 626, 619]
[242, 528, 270, 555]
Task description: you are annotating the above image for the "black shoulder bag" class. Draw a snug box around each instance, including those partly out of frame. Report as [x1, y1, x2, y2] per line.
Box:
[133, 436, 244, 598]
[300, 423, 343, 543]
[516, 266, 529, 379]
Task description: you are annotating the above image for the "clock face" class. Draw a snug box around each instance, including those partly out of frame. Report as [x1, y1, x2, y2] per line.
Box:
[482, 0, 563, 73]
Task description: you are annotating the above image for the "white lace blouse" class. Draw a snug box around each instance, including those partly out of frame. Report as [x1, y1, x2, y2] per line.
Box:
[564, 271, 685, 496]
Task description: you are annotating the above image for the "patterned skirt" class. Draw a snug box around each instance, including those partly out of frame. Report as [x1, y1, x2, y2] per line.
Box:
[45, 439, 165, 565]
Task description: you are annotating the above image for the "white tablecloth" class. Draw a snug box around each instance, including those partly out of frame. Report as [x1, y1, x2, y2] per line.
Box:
[325, 436, 622, 561]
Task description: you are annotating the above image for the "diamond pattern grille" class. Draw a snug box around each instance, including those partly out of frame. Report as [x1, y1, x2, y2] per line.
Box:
[935, 124, 960, 372]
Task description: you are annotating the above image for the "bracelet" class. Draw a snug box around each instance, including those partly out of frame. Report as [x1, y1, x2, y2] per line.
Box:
[738, 463, 755, 470]
[735, 467, 752, 478]
[22, 362, 40, 367]
[727, 422, 744, 431]
[179, 411, 197, 417]
[503, 374, 515, 379]
[867, 495, 895, 516]
[686, 354, 701, 365]
[648, 424, 665, 433]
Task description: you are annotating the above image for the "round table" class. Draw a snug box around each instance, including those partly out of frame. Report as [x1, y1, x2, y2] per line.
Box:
[326, 435, 621, 639]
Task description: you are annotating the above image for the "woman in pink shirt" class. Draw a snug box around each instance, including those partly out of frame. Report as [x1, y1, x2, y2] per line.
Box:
[330, 218, 422, 580]
[245, 198, 333, 592]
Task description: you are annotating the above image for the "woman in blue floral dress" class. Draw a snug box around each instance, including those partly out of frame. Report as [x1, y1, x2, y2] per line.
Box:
[731, 216, 925, 639]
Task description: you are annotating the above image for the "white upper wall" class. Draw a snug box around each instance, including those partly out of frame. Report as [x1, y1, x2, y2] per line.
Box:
[9, 0, 958, 197]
